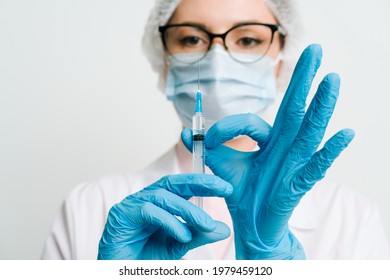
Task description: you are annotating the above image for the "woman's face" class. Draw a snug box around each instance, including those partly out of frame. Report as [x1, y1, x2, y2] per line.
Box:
[168, 0, 283, 61]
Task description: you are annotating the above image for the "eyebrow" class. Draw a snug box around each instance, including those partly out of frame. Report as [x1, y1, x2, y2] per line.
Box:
[168, 21, 207, 28]
[234, 20, 274, 25]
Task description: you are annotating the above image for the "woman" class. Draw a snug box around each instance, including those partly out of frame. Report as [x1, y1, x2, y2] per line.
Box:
[42, 0, 389, 259]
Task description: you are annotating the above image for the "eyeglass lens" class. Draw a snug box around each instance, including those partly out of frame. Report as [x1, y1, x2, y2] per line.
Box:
[163, 24, 274, 63]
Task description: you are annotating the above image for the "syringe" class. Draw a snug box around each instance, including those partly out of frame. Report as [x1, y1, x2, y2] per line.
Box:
[193, 91, 205, 209]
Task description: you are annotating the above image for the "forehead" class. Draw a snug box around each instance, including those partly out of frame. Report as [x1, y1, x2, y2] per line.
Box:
[169, 0, 278, 32]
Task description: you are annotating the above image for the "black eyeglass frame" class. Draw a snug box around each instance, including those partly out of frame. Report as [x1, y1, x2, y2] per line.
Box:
[158, 22, 286, 63]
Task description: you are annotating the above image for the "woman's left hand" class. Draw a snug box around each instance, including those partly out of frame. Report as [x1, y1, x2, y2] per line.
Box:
[182, 44, 355, 259]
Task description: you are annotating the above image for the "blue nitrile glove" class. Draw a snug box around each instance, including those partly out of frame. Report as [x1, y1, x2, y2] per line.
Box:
[182, 44, 355, 259]
[98, 174, 233, 259]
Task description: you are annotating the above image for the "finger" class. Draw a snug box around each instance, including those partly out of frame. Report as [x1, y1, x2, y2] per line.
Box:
[293, 128, 355, 190]
[173, 221, 231, 256]
[261, 130, 354, 241]
[204, 113, 271, 149]
[269, 44, 322, 148]
[205, 144, 258, 186]
[181, 128, 193, 152]
[153, 173, 233, 198]
[106, 200, 193, 243]
[136, 202, 193, 243]
[287, 73, 340, 164]
[135, 186, 217, 232]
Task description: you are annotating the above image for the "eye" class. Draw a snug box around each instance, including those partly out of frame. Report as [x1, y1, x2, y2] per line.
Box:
[179, 36, 205, 47]
[237, 37, 262, 48]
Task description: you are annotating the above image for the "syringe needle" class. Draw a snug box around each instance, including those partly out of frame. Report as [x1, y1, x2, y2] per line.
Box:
[197, 60, 200, 92]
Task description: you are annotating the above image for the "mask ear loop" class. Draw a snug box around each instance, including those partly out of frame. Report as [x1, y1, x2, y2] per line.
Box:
[272, 52, 284, 66]
[164, 55, 171, 67]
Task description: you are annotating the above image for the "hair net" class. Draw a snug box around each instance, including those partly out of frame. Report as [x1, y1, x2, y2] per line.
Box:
[142, 0, 304, 93]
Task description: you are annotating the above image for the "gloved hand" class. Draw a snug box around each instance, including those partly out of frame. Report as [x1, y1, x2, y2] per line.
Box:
[98, 174, 233, 259]
[182, 44, 355, 259]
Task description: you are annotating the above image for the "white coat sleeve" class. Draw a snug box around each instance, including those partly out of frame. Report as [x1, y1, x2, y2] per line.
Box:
[40, 197, 75, 260]
[40, 177, 133, 260]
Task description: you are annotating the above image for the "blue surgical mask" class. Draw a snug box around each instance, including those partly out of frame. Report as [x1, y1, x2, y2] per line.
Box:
[165, 45, 277, 130]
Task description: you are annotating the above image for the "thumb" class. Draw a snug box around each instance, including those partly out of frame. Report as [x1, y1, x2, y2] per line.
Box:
[181, 128, 193, 152]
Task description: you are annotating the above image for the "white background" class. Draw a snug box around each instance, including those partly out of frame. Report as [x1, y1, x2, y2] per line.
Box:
[0, 0, 389, 259]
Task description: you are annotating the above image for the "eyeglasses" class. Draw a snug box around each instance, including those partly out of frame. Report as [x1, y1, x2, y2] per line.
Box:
[159, 23, 286, 64]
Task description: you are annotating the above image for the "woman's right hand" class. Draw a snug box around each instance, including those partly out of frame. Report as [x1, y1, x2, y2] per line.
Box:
[97, 174, 233, 260]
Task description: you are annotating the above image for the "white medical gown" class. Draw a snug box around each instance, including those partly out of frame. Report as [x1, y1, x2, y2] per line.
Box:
[41, 142, 390, 260]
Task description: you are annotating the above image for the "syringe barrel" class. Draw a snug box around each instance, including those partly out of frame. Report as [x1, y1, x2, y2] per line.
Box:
[192, 112, 205, 133]
[192, 112, 205, 174]
[193, 134, 205, 174]
[192, 110, 205, 209]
